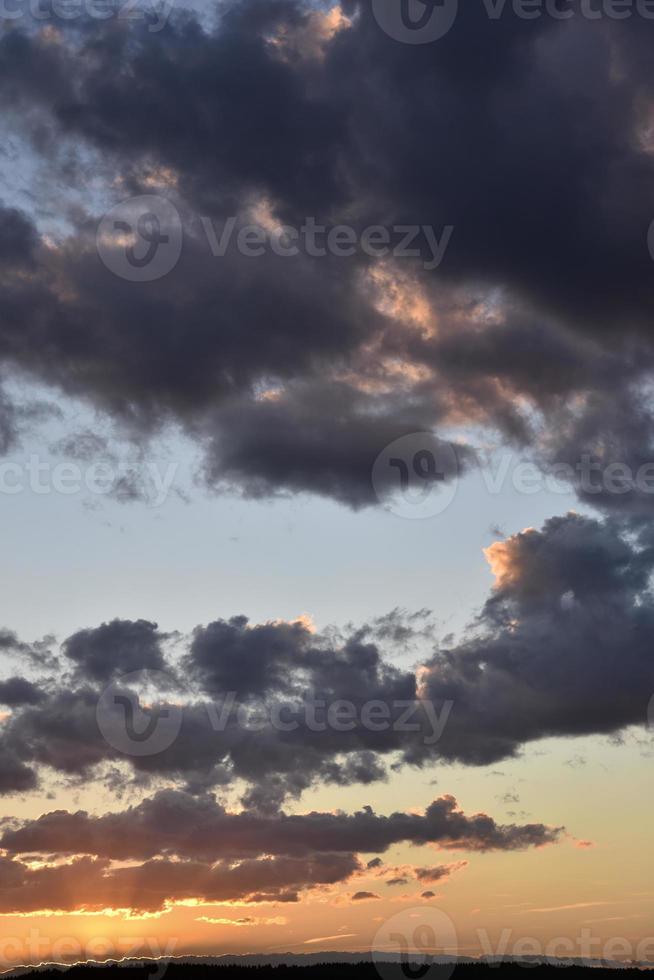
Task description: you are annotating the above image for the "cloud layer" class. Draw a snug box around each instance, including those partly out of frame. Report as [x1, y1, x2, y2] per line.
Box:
[0, 507, 651, 913]
[0, 793, 553, 914]
[0, 513, 652, 809]
[0, 1, 653, 922]
[0, 1, 653, 508]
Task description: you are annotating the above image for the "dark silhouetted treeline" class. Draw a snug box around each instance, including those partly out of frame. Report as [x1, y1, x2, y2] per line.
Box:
[7, 960, 648, 980]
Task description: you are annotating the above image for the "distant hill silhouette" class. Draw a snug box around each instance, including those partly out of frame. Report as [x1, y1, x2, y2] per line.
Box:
[2, 959, 650, 980]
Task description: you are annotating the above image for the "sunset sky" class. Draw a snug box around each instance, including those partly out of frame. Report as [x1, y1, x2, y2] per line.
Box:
[0, 0, 654, 970]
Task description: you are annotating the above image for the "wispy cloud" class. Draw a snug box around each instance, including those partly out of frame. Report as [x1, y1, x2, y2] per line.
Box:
[520, 902, 612, 914]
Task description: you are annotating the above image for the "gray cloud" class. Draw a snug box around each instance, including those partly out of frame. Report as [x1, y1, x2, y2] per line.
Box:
[0, 677, 43, 706]
[1, 512, 653, 800]
[0, 790, 560, 861]
[418, 512, 654, 765]
[63, 618, 168, 682]
[0, 851, 359, 914]
[351, 891, 380, 902]
[0, 3, 652, 508]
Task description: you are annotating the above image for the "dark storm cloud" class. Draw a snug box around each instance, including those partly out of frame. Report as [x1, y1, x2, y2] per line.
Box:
[0, 193, 443, 507]
[0, 851, 360, 914]
[0, 2, 653, 506]
[0, 790, 560, 860]
[6, 687, 115, 775]
[0, 0, 650, 926]
[0, 391, 17, 456]
[0, 677, 43, 706]
[63, 618, 167, 682]
[187, 616, 309, 698]
[0, 210, 374, 424]
[0, 614, 418, 805]
[0, 629, 33, 656]
[417, 512, 654, 766]
[199, 383, 467, 509]
[0, 748, 37, 794]
[0, 788, 557, 914]
[2, 512, 653, 799]
[0, 628, 57, 671]
[415, 863, 467, 883]
[0, 204, 37, 267]
[187, 614, 415, 702]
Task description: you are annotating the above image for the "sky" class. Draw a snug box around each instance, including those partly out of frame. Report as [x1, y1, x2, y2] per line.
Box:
[0, 0, 654, 970]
